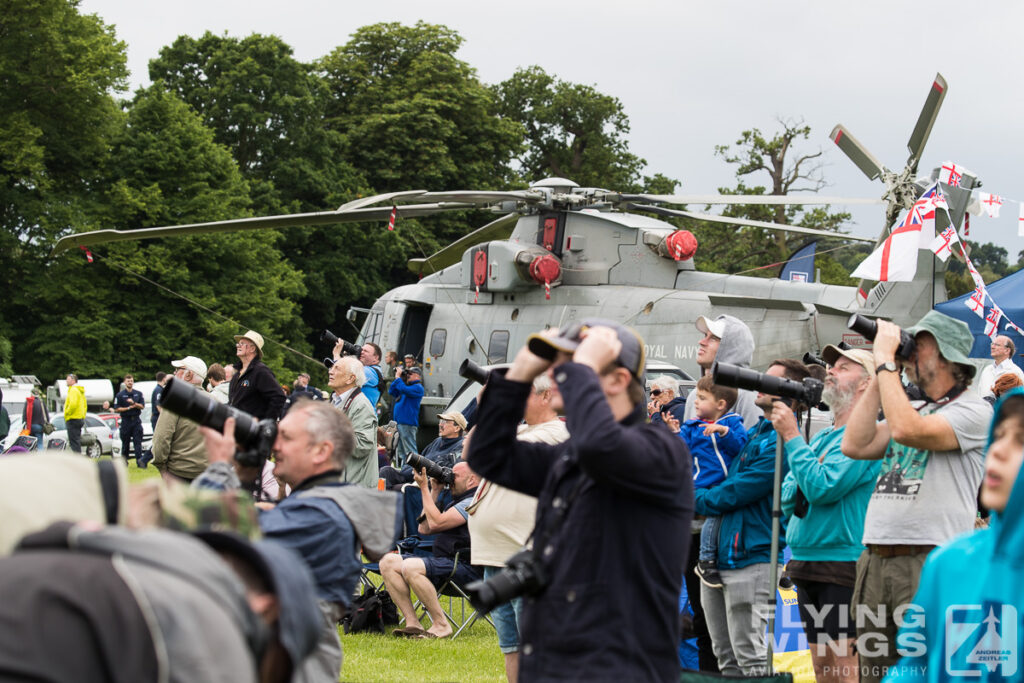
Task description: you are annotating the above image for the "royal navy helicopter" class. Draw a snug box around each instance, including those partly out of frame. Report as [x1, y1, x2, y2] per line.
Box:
[53, 74, 971, 423]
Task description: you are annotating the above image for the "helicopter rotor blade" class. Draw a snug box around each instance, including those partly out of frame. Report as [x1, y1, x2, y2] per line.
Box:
[627, 204, 876, 243]
[905, 73, 948, 174]
[407, 212, 520, 275]
[622, 193, 885, 206]
[50, 202, 480, 256]
[336, 190, 428, 212]
[830, 125, 887, 181]
[418, 190, 544, 204]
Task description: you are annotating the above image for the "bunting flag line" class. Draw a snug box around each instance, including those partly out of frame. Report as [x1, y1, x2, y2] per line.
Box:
[387, 206, 397, 231]
[978, 192, 1003, 218]
[1019, 203, 1024, 237]
[966, 258, 987, 291]
[79, 246, 94, 263]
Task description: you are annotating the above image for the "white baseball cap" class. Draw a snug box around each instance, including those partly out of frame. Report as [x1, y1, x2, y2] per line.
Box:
[695, 315, 727, 339]
[171, 356, 208, 379]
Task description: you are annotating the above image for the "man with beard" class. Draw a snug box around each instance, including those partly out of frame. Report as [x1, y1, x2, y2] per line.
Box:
[842, 311, 991, 682]
[773, 347, 881, 683]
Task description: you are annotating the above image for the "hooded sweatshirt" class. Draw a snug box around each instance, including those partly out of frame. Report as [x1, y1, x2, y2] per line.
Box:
[683, 314, 760, 429]
[64, 384, 87, 421]
[885, 388, 1024, 682]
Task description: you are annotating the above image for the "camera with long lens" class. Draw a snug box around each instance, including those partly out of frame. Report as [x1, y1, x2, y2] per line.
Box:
[320, 330, 361, 357]
[159, 377, 276, 468]
[847, 314, 916, 359]
[464, 549, 547, 614]
[802, 352, 827, 368]
[406, 453, 454, 486]
[459, 358, 491, 385]
[712, 361, 824, 408]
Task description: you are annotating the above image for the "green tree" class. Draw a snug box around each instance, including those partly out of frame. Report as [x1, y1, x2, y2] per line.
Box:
[493, 66, 646, 190]
[0, 0, 128, 375]
[945, 240, 1013, 298]
[689, 120, 855, 284]
[20, 87, 307, 382]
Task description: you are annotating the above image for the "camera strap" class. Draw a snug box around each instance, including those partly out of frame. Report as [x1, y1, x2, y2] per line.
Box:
[340, 387, 363, 414]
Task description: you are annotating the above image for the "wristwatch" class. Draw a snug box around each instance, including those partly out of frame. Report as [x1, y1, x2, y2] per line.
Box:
[876, 361, 898, 374]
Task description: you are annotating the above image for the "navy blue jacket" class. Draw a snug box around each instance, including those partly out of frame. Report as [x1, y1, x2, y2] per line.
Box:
[468, 365, 693, 682]
[114, 389, 145, 426]
[694, 417, 786, 569]
[650, 395, 687, 427]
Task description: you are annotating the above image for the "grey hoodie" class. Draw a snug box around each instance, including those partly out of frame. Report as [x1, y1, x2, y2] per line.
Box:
[683, 314, 761, 429]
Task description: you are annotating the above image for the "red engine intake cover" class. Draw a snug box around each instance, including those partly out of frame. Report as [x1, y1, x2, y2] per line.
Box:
[664, 229, 698, 261]
[528, 254, 561, 284]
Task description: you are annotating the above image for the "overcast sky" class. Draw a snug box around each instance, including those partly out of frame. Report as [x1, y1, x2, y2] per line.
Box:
[79, 0, 1024, 257]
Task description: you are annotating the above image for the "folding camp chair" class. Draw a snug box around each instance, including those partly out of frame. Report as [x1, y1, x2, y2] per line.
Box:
[423, 549, 495, 639]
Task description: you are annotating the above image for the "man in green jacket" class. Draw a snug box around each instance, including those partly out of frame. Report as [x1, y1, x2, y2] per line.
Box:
[63, 374, 87, 453]
[775, 347, 881, 683]
[151, 356, 210, 482]
[327, 355, 379, 488]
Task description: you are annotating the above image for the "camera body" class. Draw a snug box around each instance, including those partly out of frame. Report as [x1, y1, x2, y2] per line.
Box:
[712, 361, 824, 408]
[847, 313, 916, 359]
[320, 329, 361, 357]
[406, 453, 454, 486]
[464, 549, 548, 614]
[159, 377, 276, 468]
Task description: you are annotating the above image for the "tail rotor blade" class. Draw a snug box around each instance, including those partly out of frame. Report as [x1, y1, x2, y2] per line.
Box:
[905, 73, 948, 173]
[830, 125, 886, 181]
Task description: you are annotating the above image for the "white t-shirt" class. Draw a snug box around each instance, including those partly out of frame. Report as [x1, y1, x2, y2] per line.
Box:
[467, 418, 569, 567]
[862, 391, 992, 546]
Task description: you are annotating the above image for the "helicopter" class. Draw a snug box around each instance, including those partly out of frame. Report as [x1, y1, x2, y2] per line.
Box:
[53, 73, 974, 426]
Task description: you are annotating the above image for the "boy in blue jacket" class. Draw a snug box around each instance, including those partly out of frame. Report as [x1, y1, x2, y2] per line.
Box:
[677, 375, 748, 588]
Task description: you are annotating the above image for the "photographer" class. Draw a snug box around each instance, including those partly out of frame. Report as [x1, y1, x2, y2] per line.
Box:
[696, 358, 806, 677]
[841, 311, 991, 682]
[775, 347, 881, 683]
[378, 411, 465, 490]
[195, 398, 397, 682]
[380, 461, 480, 639]
[466, 320, 693, 681]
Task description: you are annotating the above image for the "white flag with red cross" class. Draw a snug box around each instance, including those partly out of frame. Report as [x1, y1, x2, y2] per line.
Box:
[965, 287, 986, 318]
[939, 161, 965, 188]
[985, 306, 1003, 338]
[978, 192, 1003, 218]
[1019, 203, 1024, 237]
[930, 226, 959, 262]
[851, 203, 927, 282]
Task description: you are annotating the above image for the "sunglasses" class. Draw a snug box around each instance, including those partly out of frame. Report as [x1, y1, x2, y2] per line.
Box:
[651, 389, 663, 396]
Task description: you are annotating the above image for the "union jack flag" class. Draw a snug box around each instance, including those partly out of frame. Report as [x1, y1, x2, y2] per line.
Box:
[966, 257, 987, 291]
[985, 306, 1002, 338]
[965, 287, 985, 318]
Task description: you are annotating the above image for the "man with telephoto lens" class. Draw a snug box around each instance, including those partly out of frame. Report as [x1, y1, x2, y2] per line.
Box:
[841, 311, 991, 682]
[466, 319, 693, 681]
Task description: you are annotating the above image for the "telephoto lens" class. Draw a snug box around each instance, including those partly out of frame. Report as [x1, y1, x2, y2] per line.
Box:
[712, 361, 823, 408]
[406, 453, 455, 486]
[459, 358, 491, 385]
[159, 377, 277, 466]
[320, 329, 340, 346]
[847, 314, 916, 359]
[802, 352, 827, 368]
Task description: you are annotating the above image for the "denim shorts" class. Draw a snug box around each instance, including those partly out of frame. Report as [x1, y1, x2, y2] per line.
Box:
[483, 565, 523, 653]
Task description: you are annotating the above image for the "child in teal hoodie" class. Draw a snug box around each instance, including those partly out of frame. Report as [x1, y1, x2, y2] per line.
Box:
[885, 388, 1024, 682]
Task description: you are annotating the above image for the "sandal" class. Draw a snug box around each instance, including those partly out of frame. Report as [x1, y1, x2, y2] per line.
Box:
[391, 626, 426, 637]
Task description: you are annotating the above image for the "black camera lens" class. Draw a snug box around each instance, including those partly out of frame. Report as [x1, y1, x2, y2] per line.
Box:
[459, 358, 490, 385]
[159, 377, 276, 466]
[320, 329, 340, 346]
[712, 361, 823, 408]
[847, 314, 916, 359]
[406, 453, 454, 485]
[464, 549, 546, 614]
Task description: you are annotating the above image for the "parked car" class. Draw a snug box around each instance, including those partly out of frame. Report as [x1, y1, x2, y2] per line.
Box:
[4, 413, 116, 458]
[111, 404, 154, 458]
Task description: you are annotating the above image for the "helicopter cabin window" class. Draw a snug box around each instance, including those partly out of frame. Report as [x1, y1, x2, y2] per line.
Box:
[487, 330, 510, 364]
[429, 329, 447, 358]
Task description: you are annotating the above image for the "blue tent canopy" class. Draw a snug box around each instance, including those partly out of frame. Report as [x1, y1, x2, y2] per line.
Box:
[934, 267, 1024, 371]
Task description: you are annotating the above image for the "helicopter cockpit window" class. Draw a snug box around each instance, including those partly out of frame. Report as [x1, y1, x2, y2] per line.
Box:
[429, 329, 447, 358]
[487, 330, 510, 364]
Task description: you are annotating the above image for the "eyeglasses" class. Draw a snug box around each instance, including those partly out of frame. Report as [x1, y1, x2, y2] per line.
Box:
[439, 418, 453, 425]
[650, 389, 663, 396]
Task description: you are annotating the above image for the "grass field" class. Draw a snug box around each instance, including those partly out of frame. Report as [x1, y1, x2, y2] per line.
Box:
[120, 457, 506, 681]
